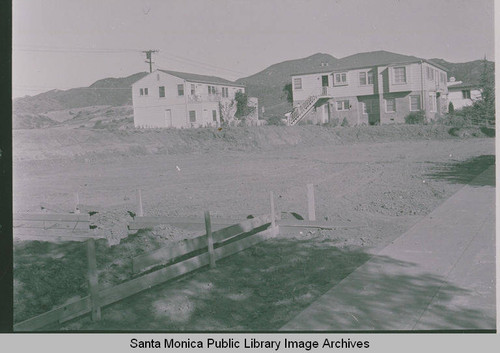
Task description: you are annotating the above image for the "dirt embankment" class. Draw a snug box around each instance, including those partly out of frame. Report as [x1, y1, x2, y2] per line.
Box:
[13, 124, 487, 162]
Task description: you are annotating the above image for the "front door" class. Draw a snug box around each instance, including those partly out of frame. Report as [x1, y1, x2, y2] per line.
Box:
[322, 75, 329, 87]
[164, 109, 172, 127]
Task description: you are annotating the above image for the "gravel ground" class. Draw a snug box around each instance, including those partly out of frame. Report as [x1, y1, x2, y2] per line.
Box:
[12, 125, 495, 330]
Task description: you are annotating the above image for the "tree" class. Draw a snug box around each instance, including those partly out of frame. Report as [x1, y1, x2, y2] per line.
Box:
[282, 83, 293, 104]
[476, 57, 495, 124]
[219, 100, 236, 125]
[234, 91, 255, 118]
[448, 102, 454, 115]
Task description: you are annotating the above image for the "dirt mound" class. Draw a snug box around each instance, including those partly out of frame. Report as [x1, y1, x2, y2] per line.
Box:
[14, 124, 471, 162]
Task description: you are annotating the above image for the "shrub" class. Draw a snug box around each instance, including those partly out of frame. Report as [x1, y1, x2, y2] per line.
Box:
[341, 117, 350, 127]
[404, 111, 425, 124]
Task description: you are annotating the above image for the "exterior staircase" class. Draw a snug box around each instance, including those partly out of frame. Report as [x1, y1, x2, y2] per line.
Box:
[288, 87, 332, 126]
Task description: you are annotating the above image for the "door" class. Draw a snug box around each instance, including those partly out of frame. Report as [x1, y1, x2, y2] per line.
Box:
[164, 109, 172, 127]
[322, 75, 329, 86]
[322, 75, 329, 96]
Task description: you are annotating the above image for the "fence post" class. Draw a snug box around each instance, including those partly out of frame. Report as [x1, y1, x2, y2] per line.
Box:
[204, 211, 216, 269]
[137, 189, 144, 217]
[87, 238, 101, 321]
[270, 191, 276, 228]
[307, 183, 316, 221]
[74, 192, 80, 214]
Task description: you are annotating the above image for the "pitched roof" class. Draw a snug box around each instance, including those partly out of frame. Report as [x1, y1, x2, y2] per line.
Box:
[292, 50, 447, 76]
[158, 69, 245, 87]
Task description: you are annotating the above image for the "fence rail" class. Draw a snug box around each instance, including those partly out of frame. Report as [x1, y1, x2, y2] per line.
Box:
[14, 213, 277, 331]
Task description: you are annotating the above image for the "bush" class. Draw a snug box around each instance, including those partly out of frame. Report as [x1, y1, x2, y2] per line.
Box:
[405, 111, 425, 124]
[341, 117, 350, 127]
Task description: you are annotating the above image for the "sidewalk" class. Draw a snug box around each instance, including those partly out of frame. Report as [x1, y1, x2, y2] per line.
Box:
[281, 166, 496, 331]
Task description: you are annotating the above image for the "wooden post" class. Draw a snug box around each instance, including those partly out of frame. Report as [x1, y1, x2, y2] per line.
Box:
[204, 211, 216, 269]
[87, 238, 101, 321]
[137, 189, 144, 217]
[74, 192, 80, 214]
[270, 191, 276, 228]
[307, 183, 316, 221]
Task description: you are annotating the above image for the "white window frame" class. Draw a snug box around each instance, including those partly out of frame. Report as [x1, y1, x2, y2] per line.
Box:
[212, 110, 217, 122]
[385, 98, 396, 113]
[336, 100, 350, 111]
[409, 95, 421, 111]
[139, 88, 144, 96]
[393, 66, 407, 84]
[359, 71, 374, 86]
[334, 72, 348, 86]
[144, 88, 148, 96]
[190, 84, 195, 95]
[177, 84, 184, 96]
[159, 86, 165, 98]
[293, 78, 302, 90]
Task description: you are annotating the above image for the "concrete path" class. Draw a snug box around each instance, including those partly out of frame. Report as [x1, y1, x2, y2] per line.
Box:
[282, 166, 496, 331]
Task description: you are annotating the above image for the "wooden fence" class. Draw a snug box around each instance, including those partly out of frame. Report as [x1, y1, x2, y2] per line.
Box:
[14, 213, 278, 331]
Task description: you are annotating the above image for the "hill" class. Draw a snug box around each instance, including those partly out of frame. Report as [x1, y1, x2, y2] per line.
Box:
[13, 72, 148, 115]
[429, 58, 494, 85]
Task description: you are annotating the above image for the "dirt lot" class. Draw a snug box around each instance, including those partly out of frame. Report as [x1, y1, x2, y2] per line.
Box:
[12, 124, 495, 330]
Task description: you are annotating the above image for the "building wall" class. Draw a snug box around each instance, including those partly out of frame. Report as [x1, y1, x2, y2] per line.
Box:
[291, 61, 449, 125]
[448, 88, 482, 110]
[132, 70, 244, 128]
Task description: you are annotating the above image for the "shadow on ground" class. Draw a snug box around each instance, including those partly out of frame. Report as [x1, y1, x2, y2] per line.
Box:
[425, 155, 495, 187]
[57, 234, 492, 331]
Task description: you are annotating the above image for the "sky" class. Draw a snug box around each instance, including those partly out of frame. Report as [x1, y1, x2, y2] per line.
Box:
[13, 0, 495, 98]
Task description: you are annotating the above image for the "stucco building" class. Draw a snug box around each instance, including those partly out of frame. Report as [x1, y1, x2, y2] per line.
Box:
[132, 69, 246, 128]
[289, 51, 449, 126]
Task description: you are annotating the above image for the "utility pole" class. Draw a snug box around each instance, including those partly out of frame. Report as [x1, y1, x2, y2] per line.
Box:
[143, 49, 158, 73]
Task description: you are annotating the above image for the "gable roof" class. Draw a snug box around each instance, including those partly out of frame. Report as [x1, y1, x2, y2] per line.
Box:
[292, 50, 447, 76]
[158, 69, 245, 87]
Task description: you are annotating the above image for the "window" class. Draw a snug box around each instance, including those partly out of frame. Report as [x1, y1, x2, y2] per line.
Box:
[426, 66, 434, 80]
[177, 84, 184, 96]
[140, 88, 144, 96]
[429, 94, 437, 112]
[359, 72, 374, 86]
[367, 71, 374, 84]
[336, 100, 350, 111]
[212, 110, 217, 121]
[410, 95, 421, 111]
[191, 84, 195, 95]
[293, 78, 302, 90]
[393, 67, 406, 84]
[359, 72, 367, 86]
[362, 100, 377, 114]
[462, 90, 471, 99]
[385, 98, 396, 112]
[159, 86, 165, 98]
[222, 87, 229, 98]
[144, 88, 148, 95]
[189, 110, 196, 122]
[440, 72, 446, 83]
[208, 85, 216, 95]
[334, 72, 347, 85]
